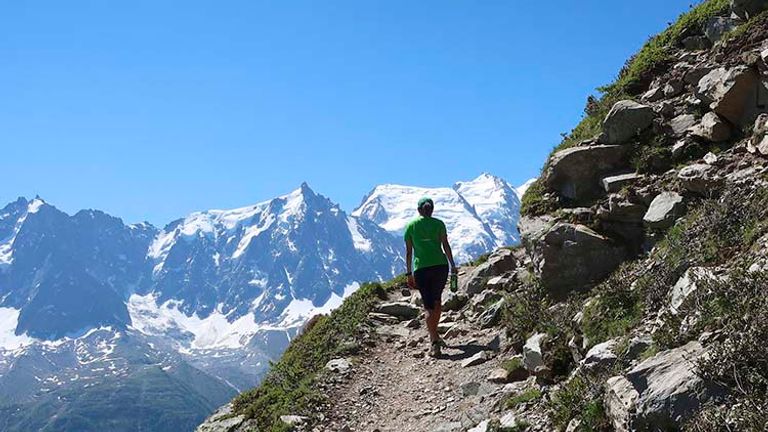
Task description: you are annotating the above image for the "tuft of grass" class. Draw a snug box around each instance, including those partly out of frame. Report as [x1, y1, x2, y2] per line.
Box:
[505, 387, 542, 408]
[501, 357, 524, 374]
[581, 263, 644, 348]
[232, 277, 402, 431]
[549, 375, 611, 431]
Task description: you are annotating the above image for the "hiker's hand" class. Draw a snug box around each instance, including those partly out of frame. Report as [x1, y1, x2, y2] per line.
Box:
[451, 267, 458, 275]
[407, 274, 416, 289]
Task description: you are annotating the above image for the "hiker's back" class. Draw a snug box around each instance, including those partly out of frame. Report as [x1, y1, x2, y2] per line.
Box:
[404, 216, 448, 270]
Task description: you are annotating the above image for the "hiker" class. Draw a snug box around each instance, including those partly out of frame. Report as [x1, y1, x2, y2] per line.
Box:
[404, 197, 458, 357]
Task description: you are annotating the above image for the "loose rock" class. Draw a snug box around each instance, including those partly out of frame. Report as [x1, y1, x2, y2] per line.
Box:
[601, 100, 655, 144]
[643, 192, 685, 230]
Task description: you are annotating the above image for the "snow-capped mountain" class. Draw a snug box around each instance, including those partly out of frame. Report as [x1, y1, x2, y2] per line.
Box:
[353, 173, 525, 263]
[0, 177, 523, 431]
[0, 185, 403, 432]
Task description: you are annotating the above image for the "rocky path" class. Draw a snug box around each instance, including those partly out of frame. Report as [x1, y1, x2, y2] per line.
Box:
[316, 280, 550, 432]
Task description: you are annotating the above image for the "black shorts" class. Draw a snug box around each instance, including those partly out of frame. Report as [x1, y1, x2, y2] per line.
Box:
[414, 264, 449, 310]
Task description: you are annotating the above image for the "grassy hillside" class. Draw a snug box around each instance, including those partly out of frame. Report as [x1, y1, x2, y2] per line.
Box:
[231, 276, 405, 432]
[521, 0, 732, 216]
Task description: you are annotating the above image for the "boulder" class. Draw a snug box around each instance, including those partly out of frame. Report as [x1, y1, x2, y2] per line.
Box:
[325, 358, 352, 373]
[582, 339, 619, 370]
[684, 64, 714, 85]
[597, 195, 647, 223]
[678, 163, 724, 195]
[690, 112, 731, 142]
[280, 415, 308, 427]
[664, 79, 685, 98]
[499, 412, 522, 430]
[601, 172, 644, 193]
[696, 66, 761, 126]
[704, 16, 740, 43]
[682, 36, 711, 51]
[544, 145, 630, 201]
[486, 273, 515, 291]
[441, 290, 468, 311]
[464, 248, 517, 296]
[601, 100, 655, 144]
[462, 351, 491, 368]
[641, 86, 665, 103]
[196, 404, 257, 432]
[530, 223, 626, 294]
[605, 342, 722, 431]
[468, 420, 490, 432]
[487, 368, 510, 384]
[668, 114, 697, 136]
[643, 192, 685, 230]
[375, 302, 420, 320]
[471, 290, 503, 312]
[478, 299, 505, 329]
[504, 356, 530, 382]
[732, 0, 768, 19]
[703, 152, 719, 165]
[670, 267, 716, 314]
[522, 333, 548, 371]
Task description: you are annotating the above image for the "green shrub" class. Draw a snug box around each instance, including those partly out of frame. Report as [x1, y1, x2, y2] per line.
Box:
[581, 263, 644, 347]
[549, 375, 610, 431]
[505, 387, 542, 408]
[501, 357, 524, 374]
[677, 271, 768, 431]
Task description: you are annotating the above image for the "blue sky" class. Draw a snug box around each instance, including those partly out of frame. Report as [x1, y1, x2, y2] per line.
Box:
[1, 1, 693, 226]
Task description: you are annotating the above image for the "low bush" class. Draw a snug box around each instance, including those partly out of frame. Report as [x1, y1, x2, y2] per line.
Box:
[581, 263, 644, 348]
[678, 271, 768, 431]
[549, 374, 610, 431]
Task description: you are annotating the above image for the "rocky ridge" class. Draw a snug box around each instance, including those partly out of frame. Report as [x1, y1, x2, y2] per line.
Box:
[199, 1, 768, 431]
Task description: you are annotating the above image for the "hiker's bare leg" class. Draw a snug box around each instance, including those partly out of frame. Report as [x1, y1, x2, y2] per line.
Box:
[426, 303, 441, 342]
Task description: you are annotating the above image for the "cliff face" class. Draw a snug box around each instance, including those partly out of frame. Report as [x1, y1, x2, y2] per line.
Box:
[199, 1, 768, 431]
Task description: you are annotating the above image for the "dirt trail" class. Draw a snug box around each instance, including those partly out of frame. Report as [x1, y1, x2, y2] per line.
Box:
[315, 294, 550, 432]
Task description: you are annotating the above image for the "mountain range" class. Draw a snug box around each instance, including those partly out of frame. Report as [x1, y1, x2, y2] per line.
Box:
[0, 173, 529, 431]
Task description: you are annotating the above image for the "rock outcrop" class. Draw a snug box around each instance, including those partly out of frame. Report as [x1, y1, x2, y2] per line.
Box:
[530, 223, 626, 294]
[600, 100, 655, 144]
[544, 145, 629, 201]
[605, 342, 722, 431]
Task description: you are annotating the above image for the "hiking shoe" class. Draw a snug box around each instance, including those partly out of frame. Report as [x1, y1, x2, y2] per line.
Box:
[429, 341, 442, 358]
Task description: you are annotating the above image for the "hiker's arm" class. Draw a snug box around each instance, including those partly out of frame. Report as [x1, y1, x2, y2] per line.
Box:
[405, 239, 415, 288]
[441, 234, 457, 273]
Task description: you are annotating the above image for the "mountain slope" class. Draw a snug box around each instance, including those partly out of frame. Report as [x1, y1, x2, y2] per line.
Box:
[353, 173, 523, 263]
[202, 2, 768, 431]
[454, 173, 524, 247]
[0, 184, 405, 432]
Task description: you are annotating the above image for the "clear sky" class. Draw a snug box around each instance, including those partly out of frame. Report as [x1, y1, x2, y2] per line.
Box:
[1, 1, 694, 226]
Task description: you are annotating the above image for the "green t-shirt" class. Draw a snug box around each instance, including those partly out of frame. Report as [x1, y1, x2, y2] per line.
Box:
[404, 216, 448, 271]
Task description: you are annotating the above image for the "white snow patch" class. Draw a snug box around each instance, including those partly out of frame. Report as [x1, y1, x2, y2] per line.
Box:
[0, 307, 35, 351]
[27, 198, 45, 214]
[127, 293, 260, 350]
[233, 212, 276, 259]
[279, 283, 360, 327]
[346, 217, 372, 252]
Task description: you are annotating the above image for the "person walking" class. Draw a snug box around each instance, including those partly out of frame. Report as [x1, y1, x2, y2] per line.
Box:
[404, 197, 458, 357]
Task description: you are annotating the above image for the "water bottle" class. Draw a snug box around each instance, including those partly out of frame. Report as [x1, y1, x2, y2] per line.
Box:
[450, 273, 458, 292]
